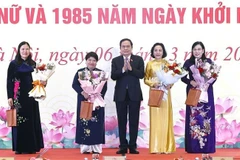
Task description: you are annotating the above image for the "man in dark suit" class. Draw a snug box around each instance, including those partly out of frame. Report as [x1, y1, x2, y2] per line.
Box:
[111, 38, 144, 154]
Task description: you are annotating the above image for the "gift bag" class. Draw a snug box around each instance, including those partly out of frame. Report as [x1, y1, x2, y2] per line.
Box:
[148, 88, 164, 107]
[6, 108, 17, 127]
[80, 101, 93, 120]
[185, 88, 202, 107]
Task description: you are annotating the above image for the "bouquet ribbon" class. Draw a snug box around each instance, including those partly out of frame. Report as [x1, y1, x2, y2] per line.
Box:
[31, 80, 46, 93]
[28, 80, 46, 101]
[88, 93, 105, 110]
[33, 80, 44, 87]
[79, 80, 107, 110]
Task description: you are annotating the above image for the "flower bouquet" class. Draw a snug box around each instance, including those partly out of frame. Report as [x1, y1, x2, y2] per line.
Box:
[78, 69, 108, 111]
[190, 58, 221, 103]
[28, 63, 56, 101]
[156, 61, 188, 100]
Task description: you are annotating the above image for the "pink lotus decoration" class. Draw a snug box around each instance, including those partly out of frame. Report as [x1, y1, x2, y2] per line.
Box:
[176, 143, 180, 148]
[0, 107, 7, 122]
[173, 108, 186, 137]
[216, 117, 240, 146]
[173, 108, 186, 148]
[138, 106, 149, 130]
[137, 136, 148, 148]
[215, 97, 237, 116]
[43, 129, 64, 148]
[126, 104, 149, 133]
[174, 120, 185, 137]
[0, 123, 11, 141]
[63, 125, 76, 139]
[137, 130, 149, 148]
[41, 123, 48, 133]
[103, 134, 119, 148]
[49, 109, 74, 128]
[105, 116, 118, 131]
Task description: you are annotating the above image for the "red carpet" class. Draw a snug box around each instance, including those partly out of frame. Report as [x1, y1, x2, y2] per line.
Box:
[0, 148, 240, 160]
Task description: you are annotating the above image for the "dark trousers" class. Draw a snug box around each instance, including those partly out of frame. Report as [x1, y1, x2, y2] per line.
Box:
[115, 91, 140, 149]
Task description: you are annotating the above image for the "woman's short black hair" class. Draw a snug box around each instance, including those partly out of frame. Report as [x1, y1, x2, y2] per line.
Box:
[85, 51, 99, 61]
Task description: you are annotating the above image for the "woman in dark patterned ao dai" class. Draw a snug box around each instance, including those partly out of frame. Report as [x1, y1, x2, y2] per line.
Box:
[7, 41, 44, 154]
[181, 41, 217, 153]
[72, 52, 107, 154]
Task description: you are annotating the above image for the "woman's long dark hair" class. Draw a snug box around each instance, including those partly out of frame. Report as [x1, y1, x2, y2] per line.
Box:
[189, 41, 207, 64]
[15, 41, 35, 66]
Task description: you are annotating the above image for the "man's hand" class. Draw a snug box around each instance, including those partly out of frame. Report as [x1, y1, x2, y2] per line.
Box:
[122, 60, 128, 72]
[127, 61, 132, 71]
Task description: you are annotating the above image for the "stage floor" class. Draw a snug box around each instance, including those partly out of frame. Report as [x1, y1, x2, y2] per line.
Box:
[0, 148, 240, 160]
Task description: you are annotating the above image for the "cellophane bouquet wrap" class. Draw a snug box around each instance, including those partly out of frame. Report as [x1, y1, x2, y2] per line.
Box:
[156, 61, 188, 100]
[78, 69, 108, 110]
[28, 63, 56, 101]
[190, 58, 221, 103]
[29, 148, 50, 160]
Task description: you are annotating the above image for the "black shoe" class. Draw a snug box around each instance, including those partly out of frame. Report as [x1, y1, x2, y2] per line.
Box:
[116, 148, 127, 154]
[129, 148, 139, 154]
[83, 152, 90, 154]
[15, 151, 22, 154]
[22, 152, 36, 154]
[92, 151, 100, 154]
[28, 152, 36, 154]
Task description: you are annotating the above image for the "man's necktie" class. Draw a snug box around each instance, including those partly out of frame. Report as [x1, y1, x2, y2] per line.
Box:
[125, 57, 128, 72]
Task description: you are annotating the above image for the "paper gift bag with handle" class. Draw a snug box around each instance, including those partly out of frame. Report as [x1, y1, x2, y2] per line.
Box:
[80, 101, 93, 120]
[185, 88, 202, 107]
[148, 88, 164, 107]
[6, 108, 17, 127]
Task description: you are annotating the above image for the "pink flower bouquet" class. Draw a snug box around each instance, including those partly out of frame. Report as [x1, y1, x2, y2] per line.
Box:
[190, 58, 221, 103]
[78, 69, 108, 110]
